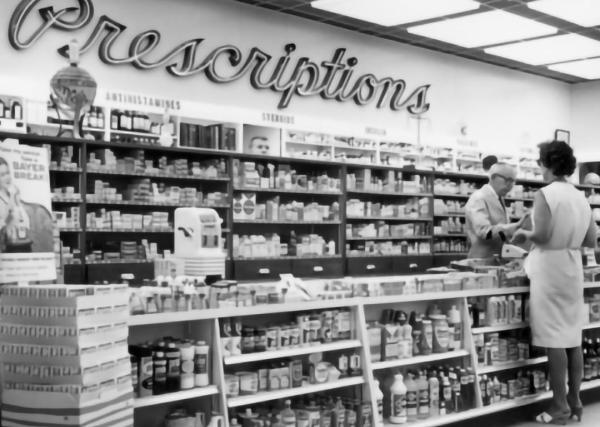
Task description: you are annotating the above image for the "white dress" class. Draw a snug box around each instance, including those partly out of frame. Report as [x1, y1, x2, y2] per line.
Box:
[525, 182, 591, 348]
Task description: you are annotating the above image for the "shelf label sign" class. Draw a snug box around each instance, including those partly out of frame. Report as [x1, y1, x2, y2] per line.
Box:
[8, 0, 431, 116]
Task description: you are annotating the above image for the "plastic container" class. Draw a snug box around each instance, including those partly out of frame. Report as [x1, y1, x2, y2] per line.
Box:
[374, 379, 384, 424]
[419, 320, 433, 355]
[194, 341, 210, 387]
[180, 342, 195, 389]
[390, 373, 407, 424]
[430, 314, 449, 353]
[417, 371, 430, 420]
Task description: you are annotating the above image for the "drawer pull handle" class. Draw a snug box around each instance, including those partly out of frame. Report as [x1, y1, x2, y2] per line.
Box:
[313, 266, 323, 272]
[366, 264, 376, 270]
[258, 268, 270, 274]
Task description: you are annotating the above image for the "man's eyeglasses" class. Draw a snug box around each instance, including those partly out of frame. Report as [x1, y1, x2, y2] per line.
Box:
[493, 173, 515, 185]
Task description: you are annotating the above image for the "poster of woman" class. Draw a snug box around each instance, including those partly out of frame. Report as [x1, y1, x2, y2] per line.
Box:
[0, 143, 55, 283]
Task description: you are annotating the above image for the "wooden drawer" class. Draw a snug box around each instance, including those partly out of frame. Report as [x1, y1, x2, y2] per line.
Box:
[233, 259, 293, 281]
[392, 255, 433, 274]
[86, 262, 154, 285]
[346, 257, 393, 276]
[292, 257, 344, 278]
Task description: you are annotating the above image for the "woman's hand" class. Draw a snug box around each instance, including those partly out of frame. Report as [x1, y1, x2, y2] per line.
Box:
[511, 229, 531, 245]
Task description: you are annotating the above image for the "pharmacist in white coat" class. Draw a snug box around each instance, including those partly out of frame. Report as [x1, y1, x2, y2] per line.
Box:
[512, 141, 597, 425]
[464, 163, 525, 258]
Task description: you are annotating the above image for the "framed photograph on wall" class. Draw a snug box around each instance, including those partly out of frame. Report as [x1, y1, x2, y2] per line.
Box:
[243, 125, 282, 156]
[555, 129, 570, 145]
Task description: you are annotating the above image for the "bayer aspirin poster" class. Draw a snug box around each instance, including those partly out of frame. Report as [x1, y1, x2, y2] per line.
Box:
[0, 143, 55, 283]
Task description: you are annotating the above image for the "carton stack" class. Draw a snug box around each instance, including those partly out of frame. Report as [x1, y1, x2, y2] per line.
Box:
[0, 284, 133, 427]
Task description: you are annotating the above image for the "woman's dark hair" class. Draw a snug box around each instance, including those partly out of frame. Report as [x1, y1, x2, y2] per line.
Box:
[538, 140, 577, 177]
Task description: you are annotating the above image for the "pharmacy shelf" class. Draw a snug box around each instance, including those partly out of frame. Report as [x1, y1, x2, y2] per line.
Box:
[363, 287, 531, 306]
[233, 255, 341, 261]
[381, 379, 600, 427]
[226, 376, 364, 407]
[86, 260, 154, 265]
[86, 228, 174, 233]
[346, 235, 432, 241]
[133, 385, 219, 408]
[372, 350, 470, 370]
[51, 197, 83, 203]
[583, 321, 600, 330]
[59, 228, 83, 232]
[347, 253, 431, 258]
[85, 199, 230, 209]
[224, 340, 362, 365]
[233, 186, 341, 196]
[40, 122, 104, 133]
[346, 216, 433, 222]
[433, 193, 471, 199]
[111, 129, 164, 138]
[434, 213, 465, 218]
[234, 219, 341, 225]
[434, 233, 467, 238]
[477, 356, 548, 375]
[433, 252, 468, 256]
[50, 167, 82, 172]
[471, 322, 529, 335]
[346, 190, 432, 198]
[87, 169, 230, 181]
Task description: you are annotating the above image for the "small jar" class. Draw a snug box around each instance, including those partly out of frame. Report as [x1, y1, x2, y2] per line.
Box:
[241, 327, 255, 354]
[254, 327, 267, 352]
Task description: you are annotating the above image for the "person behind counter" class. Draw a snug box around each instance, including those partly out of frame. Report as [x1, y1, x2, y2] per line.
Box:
[464, 162, 528, 258]
[512, 141, 597, 425]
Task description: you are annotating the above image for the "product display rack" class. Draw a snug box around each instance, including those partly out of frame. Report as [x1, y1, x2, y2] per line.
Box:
[126, 281, 600, 427]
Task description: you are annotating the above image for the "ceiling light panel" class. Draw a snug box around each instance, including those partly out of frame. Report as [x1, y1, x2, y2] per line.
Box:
[528, 0, 600, 28]
[407, 10, 557, 48]
[310, 0, 480, 27]
[548, 58, 600, 79]
[484, 34, 600, 65]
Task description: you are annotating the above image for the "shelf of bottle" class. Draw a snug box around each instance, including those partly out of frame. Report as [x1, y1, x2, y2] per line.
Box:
[234, 219, 341, 225]
[233, 186, 342, 196]
[372, 350, 470, 371]
[346, 189, 432, 198]
[433, 252, 468, 256]
[233, 255, 341, 261]
[346, 253, 431, 258]
[111, 129, 171, 139]
[42, 122, 105, 133]
[49, 167, 82, 173]
[86, 259, 154, 265]
[226, 376, 364, 407]
[59, 228, 82, 232]
[87, 169, 230, 181]
[224, 340, 362, 365]
[434, 213, 465, 218]
[133, 385, 219, 408]
[434, 233, 467, 238]
[85, 139, 234, 157]
[584, 282, 600, 289]
[85, 199, 230, 209]
[583, 321, 600, 330]
[471, 322, 529, 335]
[346, 216, 433, 222]
[86, 228, 174, 233]
[346, 236, 432, 241]
[477, 356, 549, 375]
[52, 197, 83, 203]
[333, 143, 377, 152]
[433, 193, 471, 199]
[433, 171, 488, 180]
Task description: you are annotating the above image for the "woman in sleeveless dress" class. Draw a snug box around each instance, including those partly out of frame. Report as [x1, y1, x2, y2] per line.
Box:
[513, 141, 597, 425]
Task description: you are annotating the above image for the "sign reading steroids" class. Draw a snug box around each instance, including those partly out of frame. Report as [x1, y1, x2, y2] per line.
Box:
[8, 0, 431, 115]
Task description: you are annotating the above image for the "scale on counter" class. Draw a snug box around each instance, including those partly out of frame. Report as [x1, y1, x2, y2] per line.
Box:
[174, 208, 226, 278]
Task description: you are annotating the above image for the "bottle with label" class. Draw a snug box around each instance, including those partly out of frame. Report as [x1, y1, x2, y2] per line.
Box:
[441, 374, 452, 413]
[180, 342, 195, 390]
[389, 374, 407, 424]
[111, 110, 119, 129]
[0, 99, 5, 118]
[137, 345, 153, 397]
[405, 372, 418, 422]
[230, 318, 242, 355]
[152, 351, 167, 395]
[10, 100, 22, 120]
[417, 370, 430, 420]
[165, 342, 181, 392]
[220, 320, 232, 357]
[466, 367, 476, 409]
[480, 374, 489, 406]
[333, 397, 346, 427]
[428, 370, 440, 417]
[194, 340, 210, 387]
[459, 368, 470, 410]
[447, 305, 462, 351]
[288, 230, 298, 256]
[281, 399, 296, 427]
[430, 314, 449, 353]
[373, 379, 384, 424]
[452, 368, 462, 412]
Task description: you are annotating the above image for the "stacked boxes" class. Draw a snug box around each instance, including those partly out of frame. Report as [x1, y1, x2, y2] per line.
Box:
[0, 284, 133, 427]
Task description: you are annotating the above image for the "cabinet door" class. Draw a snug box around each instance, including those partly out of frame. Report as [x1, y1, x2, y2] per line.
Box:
[292, 257, 344, 278]
[392, 255, 433, 274]
[346, 257, 393, 276]
[233, 259, 293, 280]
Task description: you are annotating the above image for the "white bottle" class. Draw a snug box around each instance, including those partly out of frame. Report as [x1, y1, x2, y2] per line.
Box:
[447, 305, 462, 351]
[514, 295, 523, 323]
[429, 371, 440, 417]
[374, 379, 384, 424]
[507, 295, 516, 324]
[390, 373, 408, 424]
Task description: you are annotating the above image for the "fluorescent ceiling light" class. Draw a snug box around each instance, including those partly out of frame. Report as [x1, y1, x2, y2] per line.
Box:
[311, 0, 480, 27]
[407, 10, 557, 48]
[528, 0, 600, 28]
[548, 58, 600, 79]
[485, 34, 600, 65]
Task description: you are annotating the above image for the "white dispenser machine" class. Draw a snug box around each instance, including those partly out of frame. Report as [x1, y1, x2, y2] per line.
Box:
[174, 208, 226, 277]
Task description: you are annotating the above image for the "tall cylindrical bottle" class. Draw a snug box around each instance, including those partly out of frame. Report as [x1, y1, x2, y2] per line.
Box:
[374, 379, 384, 424]
[389, 374, 407, 424]
[405, 372, 418, 422]
[417, 370, 430, 420]
[194, 340, 210, 387]
[429, 370, 440, 417]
